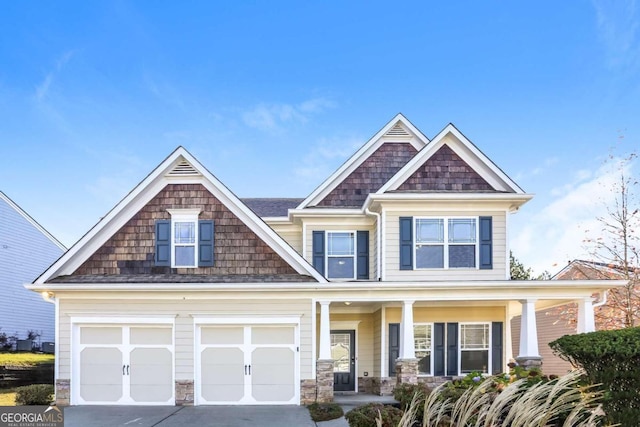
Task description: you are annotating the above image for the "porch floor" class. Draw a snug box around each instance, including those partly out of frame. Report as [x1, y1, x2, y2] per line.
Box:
[333, 393, 399, 406]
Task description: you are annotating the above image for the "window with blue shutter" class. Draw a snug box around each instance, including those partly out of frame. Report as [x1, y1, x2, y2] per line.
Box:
[155, 220, 171, 266]
[388, 323, 399, 376]
[446, 323, 459, 376]
[356, 231, 369, 280]
[198, 220, 214, 267]
[491, 322, 503, 374]
[479, 216, 493, 269]
[399, 217, 413, 270]
[433, 323, 445, 376]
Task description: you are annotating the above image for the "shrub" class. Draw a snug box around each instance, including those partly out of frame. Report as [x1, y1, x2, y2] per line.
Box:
[345, 403, 403, 427]
[393, 382, 430, 410]
[307, 402, 343, 422]
[14, 384, 54, 405]
[551, 327, 640, 426]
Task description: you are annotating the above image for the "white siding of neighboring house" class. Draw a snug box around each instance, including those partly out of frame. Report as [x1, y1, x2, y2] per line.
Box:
[0, 195, 65, 344]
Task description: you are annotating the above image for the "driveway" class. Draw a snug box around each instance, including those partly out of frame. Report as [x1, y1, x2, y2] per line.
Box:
[63, 405, 317, 427]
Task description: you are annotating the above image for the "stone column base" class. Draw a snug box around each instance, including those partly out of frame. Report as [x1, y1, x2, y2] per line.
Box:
[395, 358, 419, 385]
[55, 379, 70, 406]
[300, 379, 317, 405]
[175, 380, 194, 406]
[515, 356, 543, 369]
[316, 359, 334, 403]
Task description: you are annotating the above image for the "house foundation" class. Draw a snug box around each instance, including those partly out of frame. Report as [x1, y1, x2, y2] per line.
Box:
[175, 380, 194, 406]
[55, 379, 70, 406]
[395, 359, 419, 384]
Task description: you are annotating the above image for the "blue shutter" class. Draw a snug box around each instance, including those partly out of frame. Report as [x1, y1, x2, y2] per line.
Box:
[357, 231, 369, 280]
[312, 231, 325, 275]
[155, 220, 171, 267]
[433, 323, 445, 376]
[388, 323, 400, 376]
[446, 323, 459, 376]
[399, 217, 413, 270]
[198, 220, 215, 267]
[491, 322, 503, 374]
[479, 216, 493, 269]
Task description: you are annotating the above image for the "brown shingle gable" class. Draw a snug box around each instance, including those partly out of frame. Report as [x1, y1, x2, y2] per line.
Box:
[395, 145, 496, 192]
[68, 184, 307, 279]
[316, 143, 418, 208]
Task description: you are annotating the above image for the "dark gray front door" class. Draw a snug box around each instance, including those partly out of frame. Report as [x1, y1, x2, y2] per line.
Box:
[331, 330, 355, 391]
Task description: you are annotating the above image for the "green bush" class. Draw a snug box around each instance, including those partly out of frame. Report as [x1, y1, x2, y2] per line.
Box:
[551, 327, 640, 426]
[307, 402, 343, 422]
[14, 384, 54, 405]
[345, 403, 403, 427]
[393, 382, 430, 410]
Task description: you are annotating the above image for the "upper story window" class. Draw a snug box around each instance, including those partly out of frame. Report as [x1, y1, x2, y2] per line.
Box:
[312, 230, 369, 280]
[399, 216, 492, 271]
[327, 232, 355, 279]
[155, 209, 215, 268]
[460, 323, 490, 374]
[415, 217, 477, 269]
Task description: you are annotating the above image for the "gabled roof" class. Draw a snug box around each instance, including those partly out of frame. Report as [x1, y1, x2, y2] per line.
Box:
[0, 191, 66, 251]
[378, 123, 525, 194]
[241, 198, 304, 217]
[552, 259, 632, 280]
[35, 147, 327, 284]
[296, 113, 430, 209]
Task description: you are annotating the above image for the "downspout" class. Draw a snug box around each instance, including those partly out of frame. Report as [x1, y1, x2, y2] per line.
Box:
[593, 291, 608, 308]
[41, 291, 58, 403]
[364, 208, 382, 281]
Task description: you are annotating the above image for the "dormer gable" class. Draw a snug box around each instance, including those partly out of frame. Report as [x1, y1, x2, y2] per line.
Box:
[297, 113, 429, 209]
[379, 124, 525, 195]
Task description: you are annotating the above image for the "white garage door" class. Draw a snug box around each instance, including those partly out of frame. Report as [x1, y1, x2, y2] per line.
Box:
[74, 325, 174, 405]
[196, 324, 298, 405]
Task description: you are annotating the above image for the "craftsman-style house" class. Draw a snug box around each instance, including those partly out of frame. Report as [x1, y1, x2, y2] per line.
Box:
[29, 114, 623, 406]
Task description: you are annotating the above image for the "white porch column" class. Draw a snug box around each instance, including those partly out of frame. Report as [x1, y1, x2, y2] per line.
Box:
[399, 300, 415, 359]
[518, 299, 540, 359]
[318, 301, 332, 360]
[577, 297, 595, 333]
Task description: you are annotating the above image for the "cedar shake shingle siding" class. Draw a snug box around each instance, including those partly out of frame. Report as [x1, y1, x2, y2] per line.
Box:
[71, 184, 301, 277]
[397, 145, 496, 192]
[316, 143, 418, 207]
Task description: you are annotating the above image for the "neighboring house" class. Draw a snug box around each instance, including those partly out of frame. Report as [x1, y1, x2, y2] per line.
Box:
[511, 259, 630, 375]
[0, 191, 66, 348]
[28, 114, 625, 407]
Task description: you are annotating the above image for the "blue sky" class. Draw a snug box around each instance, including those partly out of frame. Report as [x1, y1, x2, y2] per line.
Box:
[1, 1, 638, 274]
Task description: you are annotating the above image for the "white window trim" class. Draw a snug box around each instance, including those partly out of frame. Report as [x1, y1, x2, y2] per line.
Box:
[413, 322, 434, 376]
[413, 216, 479, 270]
[325, 230, 357, 280]
[458, 322, 491, 375]
[167, 208, 201, 269]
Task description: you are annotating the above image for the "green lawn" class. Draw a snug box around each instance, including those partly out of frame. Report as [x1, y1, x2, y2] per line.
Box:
[0, 389, 16, 406]
[0, 353, 55, 366]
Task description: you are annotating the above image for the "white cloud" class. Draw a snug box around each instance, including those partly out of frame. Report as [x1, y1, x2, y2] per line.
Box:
[242, 97, 335, 132]
[34, 50, 75, 103]
[294, 136, 363, 184]
[511, 157, 635, 274]
[593, 0, 640, 70]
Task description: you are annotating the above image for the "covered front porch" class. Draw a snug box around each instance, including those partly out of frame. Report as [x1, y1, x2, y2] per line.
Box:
[309, 283, 609, 403]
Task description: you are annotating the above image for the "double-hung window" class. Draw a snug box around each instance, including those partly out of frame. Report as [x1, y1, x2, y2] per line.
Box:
[326, 231, 356, 279]
[168, 209, 200, 268]
[415, 217, 477, 269]
[155, 209, 215, 268]
[460, 323, 490, 374]
[413, 324, 433, 375]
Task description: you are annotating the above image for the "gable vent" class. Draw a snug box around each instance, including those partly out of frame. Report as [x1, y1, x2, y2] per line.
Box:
[385, 123, 411, 137]
[167, 159, 200, 177]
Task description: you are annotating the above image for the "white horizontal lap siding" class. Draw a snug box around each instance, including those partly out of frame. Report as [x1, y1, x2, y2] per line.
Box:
[385, 210, 506, 281]
[58, 298, 313, 381]
[268, 223, 303, 254]
[0, 198, 64, 343]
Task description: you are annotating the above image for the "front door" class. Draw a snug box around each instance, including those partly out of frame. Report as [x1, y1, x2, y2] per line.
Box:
[331, 330, 355, 392]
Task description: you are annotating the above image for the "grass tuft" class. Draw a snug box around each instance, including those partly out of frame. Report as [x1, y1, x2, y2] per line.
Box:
[308, 402, 344, 422]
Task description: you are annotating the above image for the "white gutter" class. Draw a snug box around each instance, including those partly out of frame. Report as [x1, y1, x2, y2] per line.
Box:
[593, 290, 608, 308]
[364, 207, 381, 281]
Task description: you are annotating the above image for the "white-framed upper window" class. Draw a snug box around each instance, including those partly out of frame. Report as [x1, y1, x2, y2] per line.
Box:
[415, 217, 477, 269]
[459, 323, 490, 374]
[326, 231, 356, 279]
[413, 323, 433, 376]
[168, 209, 201, 268]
